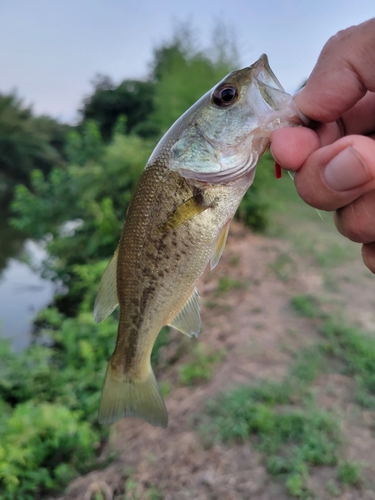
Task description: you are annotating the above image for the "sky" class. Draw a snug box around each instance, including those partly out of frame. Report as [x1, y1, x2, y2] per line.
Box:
[0, 0, 374, 123]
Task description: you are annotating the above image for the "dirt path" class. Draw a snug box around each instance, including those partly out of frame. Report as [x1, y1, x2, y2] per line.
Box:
[57, 219, 375, 500]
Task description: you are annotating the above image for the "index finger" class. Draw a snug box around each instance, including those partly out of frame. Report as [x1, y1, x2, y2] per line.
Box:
[295, 18, 375, 123]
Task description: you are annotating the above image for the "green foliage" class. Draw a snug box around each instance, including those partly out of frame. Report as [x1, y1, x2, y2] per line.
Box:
[65, 120, 104, 165]
[0, 402, 97, 499]
[11, 132, 152, 311]
[149, 22, 238, 135]
[337, 461, 361, 486]
[216, 276, 244, 296]
[178, 345, 224, 386]
[198, 339, 345, 499]
[290, 294, 322, 319]
[236, 152, 277, 232]
[0, 92, 69, 195]
[321, 318, 375, 408]
[81, 76, 157, 141]
[0, 298, 174, 497]
[269, 251, 294, 282]
[201, 380, 341, 497]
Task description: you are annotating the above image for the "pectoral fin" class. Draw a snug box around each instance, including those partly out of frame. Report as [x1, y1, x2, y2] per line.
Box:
[94, 247, 119, 323]
[168, 288, 201, 337]
[210, 219, 231, 270]
[158, 193, 210, 233]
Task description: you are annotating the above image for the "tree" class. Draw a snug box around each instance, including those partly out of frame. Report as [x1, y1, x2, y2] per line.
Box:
[149, 22, 240, 133]
[80, 77, 156, 141]
[0, 93, 69, 195]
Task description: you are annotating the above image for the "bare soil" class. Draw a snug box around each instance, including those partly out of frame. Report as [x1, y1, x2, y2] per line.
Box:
[56, 220, 375, 500]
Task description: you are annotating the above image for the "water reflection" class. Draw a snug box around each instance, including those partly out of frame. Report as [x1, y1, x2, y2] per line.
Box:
[0, 211, 56, 351]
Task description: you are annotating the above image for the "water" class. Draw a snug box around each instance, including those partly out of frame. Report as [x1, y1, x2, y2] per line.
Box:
[0, 212, 55, 351]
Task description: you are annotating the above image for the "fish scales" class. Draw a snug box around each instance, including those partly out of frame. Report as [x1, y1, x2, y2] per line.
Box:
[94, 54, 302, 427]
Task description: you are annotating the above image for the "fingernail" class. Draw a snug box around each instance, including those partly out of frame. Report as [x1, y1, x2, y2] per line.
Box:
[324, 147, 371, 191]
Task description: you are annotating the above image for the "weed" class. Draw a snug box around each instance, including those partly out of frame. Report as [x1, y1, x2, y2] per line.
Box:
[291, 347, 324, 384]
[337, 461, 361, 486]
[215, 276, 244, 296]
[321, 319, 375, 407]
[285, 470, 311, 499]
[159, 380, 171, 397]
[315, 241, 349, 267]
[198, 342, 342, 499]
[326, 479, 340, 496]
[178, 345, 224, 386]
[123, 479, 162, 500]
[269, 252, 294, 282]
[290, 294, 322, 319]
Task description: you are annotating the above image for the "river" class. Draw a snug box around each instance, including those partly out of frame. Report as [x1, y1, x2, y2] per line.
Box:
[0, 208, 55, 351]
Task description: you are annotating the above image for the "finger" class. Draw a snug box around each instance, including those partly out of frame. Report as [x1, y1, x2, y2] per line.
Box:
[294, 135, 375, 211]
[362, 242, 375, 274]
[342, 91, 375, 135]
[334, 190, 375, 243]
[270, 128, 320, 171]
[294, 19, 375, 122]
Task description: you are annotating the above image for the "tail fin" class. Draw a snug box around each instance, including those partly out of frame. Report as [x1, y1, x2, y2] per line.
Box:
[98, 361, 168, 428]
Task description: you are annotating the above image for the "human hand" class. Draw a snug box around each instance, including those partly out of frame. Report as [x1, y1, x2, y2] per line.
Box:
[270, 18, 375, 273]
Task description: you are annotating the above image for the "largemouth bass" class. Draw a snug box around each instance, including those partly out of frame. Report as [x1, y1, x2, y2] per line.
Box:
[94, 55, 301, 428]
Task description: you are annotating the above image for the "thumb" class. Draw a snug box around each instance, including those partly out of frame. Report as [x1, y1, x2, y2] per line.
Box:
[294, 135, 375, 212]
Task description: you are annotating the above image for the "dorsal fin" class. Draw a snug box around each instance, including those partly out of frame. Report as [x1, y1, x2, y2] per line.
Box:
[94, 247, 119, 323]
[168, 288, 201, 337]
[210, 219, 231, 270]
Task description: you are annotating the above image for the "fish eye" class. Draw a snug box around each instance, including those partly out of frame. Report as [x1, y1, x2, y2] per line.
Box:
[212, 84, 238, 107]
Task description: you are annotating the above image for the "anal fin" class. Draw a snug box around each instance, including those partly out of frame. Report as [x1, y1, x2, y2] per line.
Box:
[168, 288, 201, 337]
[94, 247, 119, 323]
[210, 219, 231, 270]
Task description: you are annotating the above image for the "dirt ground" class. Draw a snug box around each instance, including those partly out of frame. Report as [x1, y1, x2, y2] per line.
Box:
[55, 219, 375, 500]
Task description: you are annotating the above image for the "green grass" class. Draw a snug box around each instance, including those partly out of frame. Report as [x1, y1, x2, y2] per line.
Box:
[198, 293, 375, 498]
[215, 276, 244, 296]
[123, 479, 163, 500]
[337, 461, 361, 486]
[269, 252, 295, 282]
[290, 294, 323, 319]
[320, 319, 375, 409]
[199, 378, 341, 499]
[178, 345, 224, 386]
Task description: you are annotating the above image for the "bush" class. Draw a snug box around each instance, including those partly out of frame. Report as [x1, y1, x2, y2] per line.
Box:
[0, 402, 98, 499]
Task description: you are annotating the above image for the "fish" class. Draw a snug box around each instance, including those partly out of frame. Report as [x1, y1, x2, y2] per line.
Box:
[94, 54, 301, 428]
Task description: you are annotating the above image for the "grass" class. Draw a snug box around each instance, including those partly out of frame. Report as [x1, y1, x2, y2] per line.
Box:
[197, 292, 375, 498]
[337, 461, 361, 486]
[269, 251, 295, 282]
[215, 276, 244, 296]
[290, 294, 322, 319]
[178, 344, 224, 386]
[123, 479, 163, 500]
[265, 174, 359, 268]
[199, 378, 341, 499]
[290, 294, 375, 409]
